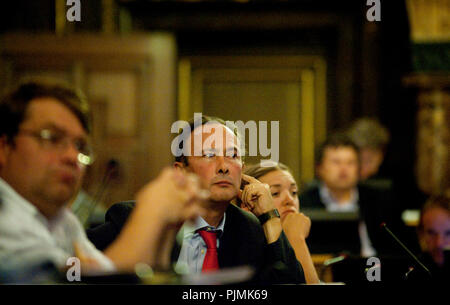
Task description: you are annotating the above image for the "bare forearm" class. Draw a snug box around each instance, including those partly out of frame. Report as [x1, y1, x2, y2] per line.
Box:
[103, 167, 202, 272]
[262, 217, 282, 244]
[289, 236, 320, 284]
[154, 227, 178, 270]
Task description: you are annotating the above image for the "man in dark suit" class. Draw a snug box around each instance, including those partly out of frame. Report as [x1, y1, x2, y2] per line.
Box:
[300, 133, 401, 257]
[88, 115, 304, 284]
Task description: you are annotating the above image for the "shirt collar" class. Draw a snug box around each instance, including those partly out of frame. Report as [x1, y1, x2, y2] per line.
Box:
[182, 213, 226, 238]
[319, 182, 359, 212]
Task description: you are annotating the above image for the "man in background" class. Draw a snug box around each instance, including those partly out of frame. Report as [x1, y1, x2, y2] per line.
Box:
[347, 117, 390, 181]
[300, 133, 399, 257]
[416, 195, 450, 281]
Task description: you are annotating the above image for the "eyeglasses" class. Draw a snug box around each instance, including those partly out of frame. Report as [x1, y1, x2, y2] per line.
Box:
[18, 128, 94, 166]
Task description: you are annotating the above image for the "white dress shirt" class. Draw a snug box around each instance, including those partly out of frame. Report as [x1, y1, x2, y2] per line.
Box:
[175, 214, 225, 274]
[0, 178, 115, 271]
[319, 183, 377, 257]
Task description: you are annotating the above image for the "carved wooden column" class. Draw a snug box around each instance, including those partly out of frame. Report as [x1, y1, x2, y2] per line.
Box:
[404, 76, 450, 195]
[405, 0, 450, 196]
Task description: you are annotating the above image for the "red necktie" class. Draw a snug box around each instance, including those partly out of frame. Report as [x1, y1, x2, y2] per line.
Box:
[198, 229, 219, 272]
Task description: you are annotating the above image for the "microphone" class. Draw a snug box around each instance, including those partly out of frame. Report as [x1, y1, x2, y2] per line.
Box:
[380, 222, 432, 279]
[83, 159, 119, 228]
[323, 254, 348, 267]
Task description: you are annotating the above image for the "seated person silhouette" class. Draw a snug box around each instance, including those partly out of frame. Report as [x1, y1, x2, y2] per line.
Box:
[300, 133, 400, 257]
[415, 195, 450, 282]
[347, 117, 390, 182]
[347, 117, 418, 248]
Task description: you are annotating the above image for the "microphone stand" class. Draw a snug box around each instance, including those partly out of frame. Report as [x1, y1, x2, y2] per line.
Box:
[380, 222, 432, 280]
[83, 159, 119, 229]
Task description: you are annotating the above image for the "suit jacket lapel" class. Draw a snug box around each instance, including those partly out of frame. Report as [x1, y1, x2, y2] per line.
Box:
[170, 206, 239, 268]
[218, 204, 241, 268]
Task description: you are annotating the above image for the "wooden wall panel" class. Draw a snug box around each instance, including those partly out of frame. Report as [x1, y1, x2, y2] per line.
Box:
[0, 33, 177, 208]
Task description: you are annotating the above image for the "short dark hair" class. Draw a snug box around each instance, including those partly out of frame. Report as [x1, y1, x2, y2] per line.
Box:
[315, 132, 359, 166]
[0, 81, 91, 143]
[348, 117, 390, 150]
[173, 114, 243, 166]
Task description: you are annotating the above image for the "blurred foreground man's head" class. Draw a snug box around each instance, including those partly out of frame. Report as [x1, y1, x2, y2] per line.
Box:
[0, 81, 92, 219]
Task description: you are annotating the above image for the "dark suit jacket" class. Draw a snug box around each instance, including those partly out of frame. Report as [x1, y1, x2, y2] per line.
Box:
[87, 201, 305, 284]
[300, 183, 404, 256]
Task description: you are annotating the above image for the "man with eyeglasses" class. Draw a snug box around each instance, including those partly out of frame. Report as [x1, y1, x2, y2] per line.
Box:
[0, 81, 204, 281]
